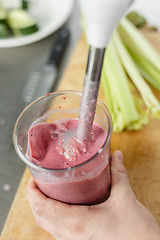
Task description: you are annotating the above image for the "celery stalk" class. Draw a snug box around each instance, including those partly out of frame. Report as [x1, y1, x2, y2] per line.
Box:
[104, 41, 139, 123]
[118, 18, 160, 71]
[127, 81, 149, 130]
[101, 70, 114, 114]
[102, 45, 148, 131]
[101, 70, 126, 132]
[128, 48, 160, 91]
[102, 41, 145, 131]
[113, 30, 160, 116]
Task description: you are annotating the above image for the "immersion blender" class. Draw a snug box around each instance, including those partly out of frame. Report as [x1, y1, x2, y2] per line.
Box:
[76, 0, 135, 141]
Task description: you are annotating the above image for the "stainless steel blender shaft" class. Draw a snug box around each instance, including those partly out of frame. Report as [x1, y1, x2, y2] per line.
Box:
[76, 46, 105, 141]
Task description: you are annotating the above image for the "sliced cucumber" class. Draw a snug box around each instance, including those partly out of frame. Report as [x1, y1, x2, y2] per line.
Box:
[0, 6, 7, 24]
[18, 24, 39, 35]
[0, 23, 10, 37]
[21, 0, 29, 10]
[7, 9, 39, 36]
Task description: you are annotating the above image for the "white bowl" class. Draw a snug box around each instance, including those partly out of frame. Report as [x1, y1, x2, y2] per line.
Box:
[0, 0, 74, 48]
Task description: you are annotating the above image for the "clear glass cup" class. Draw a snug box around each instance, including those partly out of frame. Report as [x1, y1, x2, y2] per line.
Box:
[13, 90, 112, 205]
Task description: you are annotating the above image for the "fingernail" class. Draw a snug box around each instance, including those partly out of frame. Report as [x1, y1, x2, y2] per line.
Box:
[115, 150, 123, 162]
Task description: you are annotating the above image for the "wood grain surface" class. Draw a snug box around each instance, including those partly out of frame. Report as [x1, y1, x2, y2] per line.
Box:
[1, 30, 160, 240]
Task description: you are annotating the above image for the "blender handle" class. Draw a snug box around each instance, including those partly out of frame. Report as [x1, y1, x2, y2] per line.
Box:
[78, 0, 135, 48]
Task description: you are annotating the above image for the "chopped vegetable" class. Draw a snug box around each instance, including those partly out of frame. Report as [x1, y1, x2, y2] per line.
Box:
[7, 9, 39, 36]
[21, 0, 29, 10]
[0, 3, 38, 38]
[0, 6, 7, 24]
[0, 23, 10, 37]
[102, 40, 148, 132]
[103, 40, 139, 125]
[101, 15, 160, 131]
[128, 48, 160, 91]
[113, 30, 160, 116]
[118, 18, 160, 71]
[126, 11, 146, 28]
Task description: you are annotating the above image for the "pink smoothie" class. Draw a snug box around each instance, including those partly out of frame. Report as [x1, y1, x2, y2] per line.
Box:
[27, 119, 111, 204]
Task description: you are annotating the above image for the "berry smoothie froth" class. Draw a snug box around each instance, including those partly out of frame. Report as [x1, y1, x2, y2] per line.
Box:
[27, 119, 107, 169]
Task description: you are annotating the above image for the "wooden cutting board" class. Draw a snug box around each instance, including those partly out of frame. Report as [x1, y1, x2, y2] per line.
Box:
[1, 30, 160, 240]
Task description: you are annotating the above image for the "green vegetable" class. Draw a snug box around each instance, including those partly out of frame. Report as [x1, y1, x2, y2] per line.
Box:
[7, 9, 39, 36]
[101, 17, 160, 131]
[118, 18, 160, 71]
[0, 6, 7, 24]
[21, 0, 29, 10]
[126, 11, 146, 28]
[0, 23, 10, 37]
[128, 48, 160, 91]
[103, 41, 139, 124]
[113, 30, 160, 116]
[102, 40, 148, 132]
[0, 4, 39, 38]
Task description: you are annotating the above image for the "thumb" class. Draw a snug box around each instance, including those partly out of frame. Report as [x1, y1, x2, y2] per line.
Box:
[110, 150, 133, 198]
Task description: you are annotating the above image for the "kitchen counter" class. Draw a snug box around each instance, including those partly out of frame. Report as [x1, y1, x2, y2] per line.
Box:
[0, 1, 82, 232]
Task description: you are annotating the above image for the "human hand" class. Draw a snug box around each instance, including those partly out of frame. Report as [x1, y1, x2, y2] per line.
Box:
[26, 151, 160, 240]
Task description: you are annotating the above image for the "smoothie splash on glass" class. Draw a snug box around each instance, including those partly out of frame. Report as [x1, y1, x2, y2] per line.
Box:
[13, 91, 112, 205]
